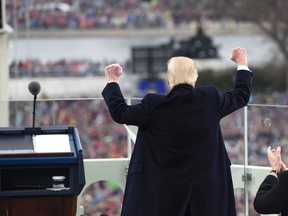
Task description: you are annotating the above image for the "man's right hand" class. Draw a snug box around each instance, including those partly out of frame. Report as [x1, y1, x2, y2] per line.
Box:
[230, 47, 248, 66]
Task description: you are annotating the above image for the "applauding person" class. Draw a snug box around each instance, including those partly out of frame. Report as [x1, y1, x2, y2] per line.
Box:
[254, 146, 288, 215]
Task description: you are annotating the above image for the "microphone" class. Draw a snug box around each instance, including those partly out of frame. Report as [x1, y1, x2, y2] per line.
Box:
[28, 81, 41, 96]
[28, 81, 41, 135]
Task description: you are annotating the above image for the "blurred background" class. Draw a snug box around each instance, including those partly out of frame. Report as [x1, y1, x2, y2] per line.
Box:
[4, 0, 288, 99]
[1, 0, 288, 215]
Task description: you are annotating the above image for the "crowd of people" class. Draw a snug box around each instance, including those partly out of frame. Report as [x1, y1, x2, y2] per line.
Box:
[9, 98, 128, 159]
[5, 0, 234, 30]
[8, 93, 288, 215]
[9, 58, 132, 77]
[4, 0, 180, 30]
[81, 180, 123, 216]
[9, 93, 288, 164]
[221, 104, 288, 167]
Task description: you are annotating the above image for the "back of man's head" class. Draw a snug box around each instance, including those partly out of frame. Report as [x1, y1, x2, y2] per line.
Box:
[167, 56, 198, 88]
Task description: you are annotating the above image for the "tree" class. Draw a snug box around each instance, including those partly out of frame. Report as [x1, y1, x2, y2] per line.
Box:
[221, 0, 288, 91]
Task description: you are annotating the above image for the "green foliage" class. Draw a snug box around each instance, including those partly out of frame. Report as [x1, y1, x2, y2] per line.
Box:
[196, 66, 286, 94]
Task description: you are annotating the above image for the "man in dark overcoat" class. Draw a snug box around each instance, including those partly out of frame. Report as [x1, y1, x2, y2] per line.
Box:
[102, 47, 253, 216]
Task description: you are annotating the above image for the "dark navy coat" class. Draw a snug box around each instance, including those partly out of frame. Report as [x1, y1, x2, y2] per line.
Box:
[102, 70, 253, 216]
[254, 170, 288, 215]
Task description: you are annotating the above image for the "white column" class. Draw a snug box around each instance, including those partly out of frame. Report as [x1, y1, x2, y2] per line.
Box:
[0, 32, 9, 126]
[0, 23, 13, 127]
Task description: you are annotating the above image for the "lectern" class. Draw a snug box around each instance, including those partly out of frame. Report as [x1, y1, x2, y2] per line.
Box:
[0, 126, 85, 216]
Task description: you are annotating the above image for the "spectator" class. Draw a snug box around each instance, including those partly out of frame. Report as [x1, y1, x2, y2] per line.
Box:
[254, 146, 288, 215]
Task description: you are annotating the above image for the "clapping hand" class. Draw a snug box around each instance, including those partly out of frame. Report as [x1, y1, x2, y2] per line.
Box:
[267, 146, 287, 172]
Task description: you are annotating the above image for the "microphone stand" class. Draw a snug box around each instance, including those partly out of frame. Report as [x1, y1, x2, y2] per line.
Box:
[32, 95, 37, 136]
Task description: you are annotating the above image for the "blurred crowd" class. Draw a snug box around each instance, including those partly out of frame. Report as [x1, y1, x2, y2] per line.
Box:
[9, 92, 288, 163]
[5, 0, 228, 30]
[8, 94, 288, 215]
[220, 103, 288, 167]
[9, 58, 132, 77]
[9, 99, 129, 159]
[81, 181, 123, 216]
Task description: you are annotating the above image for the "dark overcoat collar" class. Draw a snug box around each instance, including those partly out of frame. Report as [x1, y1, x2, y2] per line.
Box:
[169, 84, 194, 95]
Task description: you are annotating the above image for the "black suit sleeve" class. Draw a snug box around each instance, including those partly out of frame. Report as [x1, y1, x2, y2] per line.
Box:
[254, 171, 288, 214]
[102, 82, 150, 126]
[218, 70, 253, 118]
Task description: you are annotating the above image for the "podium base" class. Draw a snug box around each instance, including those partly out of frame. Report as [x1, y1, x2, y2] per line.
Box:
[0, 195, 77, 216]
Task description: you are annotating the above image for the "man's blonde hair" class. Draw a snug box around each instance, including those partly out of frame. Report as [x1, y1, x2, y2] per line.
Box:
[167, 56, 198, 88]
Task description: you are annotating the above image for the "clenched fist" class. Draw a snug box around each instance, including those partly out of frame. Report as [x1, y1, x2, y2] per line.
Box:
[230, 47, 248, 66]
[105, 63, 123, 82]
